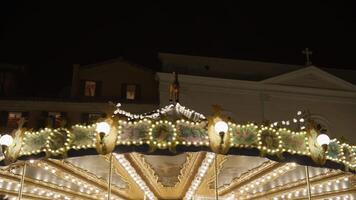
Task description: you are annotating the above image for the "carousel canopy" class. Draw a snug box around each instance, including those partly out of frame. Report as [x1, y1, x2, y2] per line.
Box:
[0, 103, 355, 200]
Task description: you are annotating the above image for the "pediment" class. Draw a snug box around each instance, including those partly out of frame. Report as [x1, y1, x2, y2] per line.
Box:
[261, 66, 356, 91]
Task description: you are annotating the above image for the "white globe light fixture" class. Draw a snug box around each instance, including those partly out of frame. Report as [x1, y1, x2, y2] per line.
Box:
[0, 134, 14, 147]
[214, 120, 228, 147]
[316, 134, 330, 152]
[316, 134, 330, 146]
[96, 122, 111, 136]
[214, 121, 228, 135]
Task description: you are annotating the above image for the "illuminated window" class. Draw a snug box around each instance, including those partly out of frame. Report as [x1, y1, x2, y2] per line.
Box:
[7, 112, 22, 128]
[84, 81, 96, 97]
[126, 84, 136, 100]
[48, 112, 62, 128]
[121, 84, 140, 101]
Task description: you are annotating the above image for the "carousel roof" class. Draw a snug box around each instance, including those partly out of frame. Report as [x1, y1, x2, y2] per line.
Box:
[0, 103, 355, 200]
[0, 153, 354, 200]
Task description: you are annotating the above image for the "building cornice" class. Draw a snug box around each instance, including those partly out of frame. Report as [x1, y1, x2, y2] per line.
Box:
[157, 72, 356, 104]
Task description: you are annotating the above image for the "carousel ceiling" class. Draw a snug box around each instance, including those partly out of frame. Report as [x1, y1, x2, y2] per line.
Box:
[0, 153, 354, 200]
[0, 103, 355, 199]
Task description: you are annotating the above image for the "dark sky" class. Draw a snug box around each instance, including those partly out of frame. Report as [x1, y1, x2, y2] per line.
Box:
[1, 2, 356, 69]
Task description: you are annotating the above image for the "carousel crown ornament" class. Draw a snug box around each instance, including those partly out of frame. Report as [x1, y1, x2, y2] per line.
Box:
[169, 72, 180, 103]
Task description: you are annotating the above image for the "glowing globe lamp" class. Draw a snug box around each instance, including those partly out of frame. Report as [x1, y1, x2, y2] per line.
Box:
[0, 134, 14, 147]
[96, 122, 111, 135]
[214, 121, 228, 134]
[316, 134, 330, 146]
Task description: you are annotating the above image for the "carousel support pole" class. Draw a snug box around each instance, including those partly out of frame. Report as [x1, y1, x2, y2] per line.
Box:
[108, 153, 113, 200]
[214, 153, 219, 200]
[18, 162, 26, 200]
[305, 166, 312, 200]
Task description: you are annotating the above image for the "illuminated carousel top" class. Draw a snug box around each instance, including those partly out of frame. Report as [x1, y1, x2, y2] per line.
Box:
[0, 102, 354, 171]
[0, 102, 355, 200]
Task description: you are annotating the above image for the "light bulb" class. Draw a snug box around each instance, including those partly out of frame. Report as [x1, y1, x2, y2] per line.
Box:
[214, 121, 228, 134]
[316, 134, 330, 146]
[0, 134, 13, 146]
[96, 122, 111, 135]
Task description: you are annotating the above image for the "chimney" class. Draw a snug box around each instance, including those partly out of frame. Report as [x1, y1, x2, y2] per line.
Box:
[71, 64, 80, 98]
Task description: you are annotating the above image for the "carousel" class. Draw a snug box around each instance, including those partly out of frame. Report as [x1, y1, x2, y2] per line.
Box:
[0, 88, 355, 200]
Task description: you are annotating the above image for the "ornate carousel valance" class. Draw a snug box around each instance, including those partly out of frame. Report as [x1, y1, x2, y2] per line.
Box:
[0, 103, 355, 173]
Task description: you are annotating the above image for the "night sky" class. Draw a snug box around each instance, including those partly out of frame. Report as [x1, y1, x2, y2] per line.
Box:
[1, 2, 356, 69]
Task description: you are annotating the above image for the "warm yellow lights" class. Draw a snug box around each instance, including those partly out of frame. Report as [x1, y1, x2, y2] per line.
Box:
[114, 153, 155, 200]
[184, 152, 215, 200]
[8, 105, 355, 176]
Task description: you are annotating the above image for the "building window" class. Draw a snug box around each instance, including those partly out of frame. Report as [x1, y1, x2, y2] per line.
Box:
[84, 81, 97, 97]
[126, 84, 136, 100]
[122, 84, 139, 100]
[47, 112, 62, 128]
[7, 112, 22, 128]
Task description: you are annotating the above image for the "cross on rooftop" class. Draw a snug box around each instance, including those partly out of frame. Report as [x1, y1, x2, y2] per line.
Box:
[302, 48, 313, 66]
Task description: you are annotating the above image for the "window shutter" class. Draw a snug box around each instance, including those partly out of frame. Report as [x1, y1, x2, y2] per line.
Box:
[22, 112, 29, 128]
[0, 111, 8, 128]
[61, 112, 68, 128]
[37, 111, 48, 129]
[121, 83, 127, 99]
[136, 84, 141, 100]
[81, 113, 89, 124]
[61, 112, 67, 118]
[22, 112, 29, 118]
[79, 80, 85, 97]
[96, 81, 102, 97]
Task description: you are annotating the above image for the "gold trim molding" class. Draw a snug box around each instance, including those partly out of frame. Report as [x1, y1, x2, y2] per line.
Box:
[128, 152, 205, 199]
